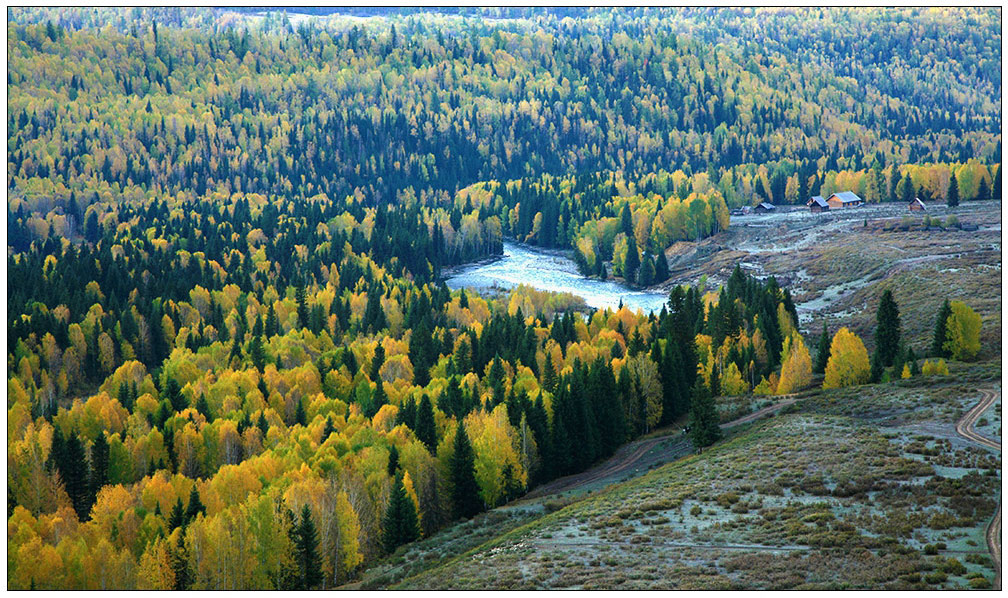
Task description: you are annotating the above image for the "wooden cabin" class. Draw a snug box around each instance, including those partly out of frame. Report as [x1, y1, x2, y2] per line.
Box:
[826, 191, 863, 209]
[908, 198, 926, 212]
[807, 196, 829, 213]
[754, 202, 776, 213]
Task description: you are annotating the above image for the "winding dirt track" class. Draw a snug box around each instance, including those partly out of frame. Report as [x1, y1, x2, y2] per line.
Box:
[954, 388, 1001, 590]
[523, 396, 796, 500]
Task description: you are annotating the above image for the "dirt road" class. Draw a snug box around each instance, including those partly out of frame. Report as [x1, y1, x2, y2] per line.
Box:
[954, 388, 1001, 589]
[523, 396, 797, 500]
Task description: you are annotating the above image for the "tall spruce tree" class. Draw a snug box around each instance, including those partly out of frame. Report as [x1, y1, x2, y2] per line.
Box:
[449, 424, 482, 519]
[89, 433, 110, 506]
[414, 394, 437, 452]
[689, 375, 721, 449]
[874, 289, 901, 367]
[931, 299, 952, 357]
[185, 486, 205, 522]
[383, 471, 421, 553]
[293, 504, 323, 589]
[814, 322, 831, 374]
[624, 236, 640, 283]
[946, 172, 959, 207]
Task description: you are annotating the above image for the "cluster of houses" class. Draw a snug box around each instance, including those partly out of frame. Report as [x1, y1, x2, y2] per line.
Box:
[732, 191, 929, 216]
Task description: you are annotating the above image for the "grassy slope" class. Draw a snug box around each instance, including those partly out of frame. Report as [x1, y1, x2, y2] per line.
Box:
[392, 362, 1000, 590]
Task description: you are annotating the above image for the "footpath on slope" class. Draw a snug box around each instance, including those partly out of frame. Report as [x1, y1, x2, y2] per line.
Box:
[523, 395, 797, 500]
[954, 388, 1001, 590]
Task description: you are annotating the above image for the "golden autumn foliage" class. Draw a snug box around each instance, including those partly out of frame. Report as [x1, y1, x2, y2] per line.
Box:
[823, 327, 871, 389]
[776, 332, 813, 395]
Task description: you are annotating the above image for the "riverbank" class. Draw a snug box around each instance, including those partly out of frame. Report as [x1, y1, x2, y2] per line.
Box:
[444, 240, 670, 314]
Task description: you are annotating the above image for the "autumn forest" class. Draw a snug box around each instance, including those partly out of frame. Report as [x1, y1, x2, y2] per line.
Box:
[6, 7, 1001, 590]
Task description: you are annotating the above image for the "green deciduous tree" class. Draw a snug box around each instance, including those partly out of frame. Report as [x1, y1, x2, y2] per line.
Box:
[943, 301, 981, 361]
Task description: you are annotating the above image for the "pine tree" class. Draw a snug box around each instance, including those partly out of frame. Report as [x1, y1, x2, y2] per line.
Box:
[931, 299, 952, 357]
[89, 432, 110, 504]
[383, 471, 421, 553]
[185, 486, 205, 522]
[409, 320, 433, 387]
[414, 394, 437, 452]
[653, 252, 669, 282]
[249, 334, 267, 372]
[294, 504, 323, 589]
[294, 398, 307, 426]
[620, 202, 633, 237]
[387, 444, 399, 477]
[814, 322, 830, 374]
[946, 172, 959, 207]
[170, 532, 191, 590]
[265, 302, 278, 337]
[369, 380, 388, 419]
[869, 347, 884, 383]
[370, 343, 385, 382]
[624, 236, 640, 283]
[449, 424, 482, 519]
[689, 374, 721, 449]
[976, 176, 990, 201]
[295, 284, 309, 329]
[637, 252, 655, 287]
[168, 497, 186, 530]
[874, 289, 901, 367]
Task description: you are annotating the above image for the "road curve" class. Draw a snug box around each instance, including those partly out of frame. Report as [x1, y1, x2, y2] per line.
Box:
[954, 388, 1001, 590]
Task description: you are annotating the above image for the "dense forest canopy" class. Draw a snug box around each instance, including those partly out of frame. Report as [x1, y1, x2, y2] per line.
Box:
[6, 6, 1001, 590]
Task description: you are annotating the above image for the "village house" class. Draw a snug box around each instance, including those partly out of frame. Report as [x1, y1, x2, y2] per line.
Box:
[807, 196, 829, 213]
[825, 191, 863, 209]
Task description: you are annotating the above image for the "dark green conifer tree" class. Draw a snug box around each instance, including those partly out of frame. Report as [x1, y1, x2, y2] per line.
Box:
[414, 394, 437, 452]
[946, 172, 959, 207]
[814, 322, 831, 374]
[931, 299, 952, 357]
[874, 289, 901, 367]
[370, 343, 385, 382]
[185, 486, 205, 522]
[168, 497, 186, 530]
[89, 432, 110, 504]
[624, 236, 640, 283]
[449, 424, 482, 519]
[294, 504, 323, 589]
[387, 444, 399, 477]
[689, 374, 720, 449]
[383, 471, 421, 553]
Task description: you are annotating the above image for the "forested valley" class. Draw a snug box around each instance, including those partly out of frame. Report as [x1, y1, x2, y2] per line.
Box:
[6, 7, 1001, 589]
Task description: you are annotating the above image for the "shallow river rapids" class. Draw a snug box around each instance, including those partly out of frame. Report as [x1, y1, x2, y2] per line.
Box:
[444, 241, 670, 314]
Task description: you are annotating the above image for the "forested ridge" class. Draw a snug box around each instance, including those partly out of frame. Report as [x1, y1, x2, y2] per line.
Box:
[6, 7, 1000, 590]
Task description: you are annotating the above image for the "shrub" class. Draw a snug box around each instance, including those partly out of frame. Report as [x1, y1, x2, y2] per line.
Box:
[968, 577, 992, 589]
[924, 571, 947, 584]
[938, 557, 966, 575]
[921, 359, 949, 376]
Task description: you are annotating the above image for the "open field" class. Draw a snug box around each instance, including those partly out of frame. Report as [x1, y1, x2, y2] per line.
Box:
[658, 201, 1001, 357]
[346, 363, 1001, 590]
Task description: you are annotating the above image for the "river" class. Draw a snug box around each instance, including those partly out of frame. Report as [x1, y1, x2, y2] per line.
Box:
[444, 241, 670, 314]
